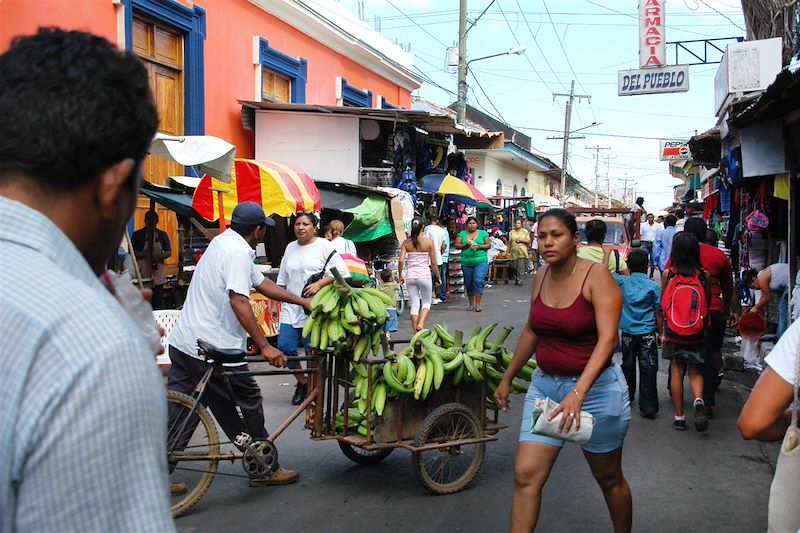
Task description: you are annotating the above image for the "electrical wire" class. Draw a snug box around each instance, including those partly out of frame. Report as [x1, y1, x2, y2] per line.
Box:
[693, 0, 747, 31]
[468, 70, 509, 123]
[496, 0, 557, 92]
[384, 0, 450, 48]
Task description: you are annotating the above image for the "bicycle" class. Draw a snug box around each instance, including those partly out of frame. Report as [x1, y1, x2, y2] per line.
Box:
[167, 340, 321, 517]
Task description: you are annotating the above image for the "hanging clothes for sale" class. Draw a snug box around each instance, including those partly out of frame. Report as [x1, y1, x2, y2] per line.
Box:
[774, 173, 790, 200]
[719, 178, 732, 213]
[704, 192, 719, 220]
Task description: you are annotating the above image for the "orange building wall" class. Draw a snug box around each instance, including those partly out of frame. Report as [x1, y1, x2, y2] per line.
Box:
[0, 0, 117, 51]
[1, 0, 414, 159]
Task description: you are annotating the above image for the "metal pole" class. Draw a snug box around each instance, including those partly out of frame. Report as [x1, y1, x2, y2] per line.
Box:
[552, 80, 590, 207]
[559, 81, 574, 207]
[587, 144, 610, 208]
[606, 155, 612, 208]
[456, 0, 468, 125]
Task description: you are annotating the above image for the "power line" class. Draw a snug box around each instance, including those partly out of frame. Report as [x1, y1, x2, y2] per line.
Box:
[383, 0, 449, 48]
[468, 70, 508, 123]
[514, 0, 568, 91]
[496, 0, 556, 92]
[694, 0, 746, 31]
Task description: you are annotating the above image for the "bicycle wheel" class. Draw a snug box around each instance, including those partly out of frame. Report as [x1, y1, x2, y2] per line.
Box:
[411, 403, 485, 494]
[167, 391, 220, 518]
[338, 440, 394, 464]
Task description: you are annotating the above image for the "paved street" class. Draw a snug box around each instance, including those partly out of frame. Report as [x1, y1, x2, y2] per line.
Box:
[175, 278, 778, 532]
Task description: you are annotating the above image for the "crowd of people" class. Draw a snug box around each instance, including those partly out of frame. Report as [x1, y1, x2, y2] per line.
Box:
[2, 28, 797, 533]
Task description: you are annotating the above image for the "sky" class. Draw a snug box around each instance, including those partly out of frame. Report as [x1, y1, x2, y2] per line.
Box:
[338, 0, 747, 211]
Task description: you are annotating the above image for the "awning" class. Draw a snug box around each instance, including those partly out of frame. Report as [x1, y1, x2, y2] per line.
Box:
[140, 182, 200, 218]
[192, 159, 322, 222]
[343, 195, 394, 242]
[149, 134, 236, 183]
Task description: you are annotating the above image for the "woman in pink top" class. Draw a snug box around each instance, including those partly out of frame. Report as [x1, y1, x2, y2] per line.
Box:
[399, 217, 441, 332]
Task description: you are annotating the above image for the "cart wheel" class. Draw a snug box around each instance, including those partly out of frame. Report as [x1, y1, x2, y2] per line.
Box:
[338, 441, 393, 464]
[412, 403, 485, 494]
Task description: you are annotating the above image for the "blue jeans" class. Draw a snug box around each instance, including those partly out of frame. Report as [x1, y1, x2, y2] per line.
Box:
[640, 241, 654, 276]
[384, 308, 398, 333]
[621, 332, 659, 414]
[437, 262, 448, 300]
[777, 287, 789, 339]
[277, 323, 310, 369]
[462, 262, 488, 297]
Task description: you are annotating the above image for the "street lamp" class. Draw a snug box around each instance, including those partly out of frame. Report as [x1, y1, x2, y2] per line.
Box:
[456, 46, 526, 125]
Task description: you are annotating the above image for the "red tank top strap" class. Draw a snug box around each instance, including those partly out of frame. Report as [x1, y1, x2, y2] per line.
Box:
[579, 262, 596, 292]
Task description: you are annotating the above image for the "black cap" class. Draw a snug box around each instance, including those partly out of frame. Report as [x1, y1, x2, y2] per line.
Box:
[230, 202, 275, 226]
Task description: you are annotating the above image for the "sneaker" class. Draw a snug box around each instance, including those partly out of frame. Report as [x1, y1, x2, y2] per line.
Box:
[639, 409, 657, 419]
[170, 482, 188, 496]
[673, 419, 687, 431]
[694, 400, 708, 432]
[249, 467, 300, 487]
[291, 383, 307, 406]
[431, 297, 441, 305]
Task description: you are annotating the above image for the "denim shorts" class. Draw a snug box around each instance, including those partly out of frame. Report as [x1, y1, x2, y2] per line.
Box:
[384, 308, 398, 333]
[519, 364, 631, 454]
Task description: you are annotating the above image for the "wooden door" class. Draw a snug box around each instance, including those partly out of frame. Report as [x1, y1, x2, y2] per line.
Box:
[132, 17, 185, 276]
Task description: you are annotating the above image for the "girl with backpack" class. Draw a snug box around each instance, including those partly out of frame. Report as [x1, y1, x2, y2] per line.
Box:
[661, 232, 712, 432]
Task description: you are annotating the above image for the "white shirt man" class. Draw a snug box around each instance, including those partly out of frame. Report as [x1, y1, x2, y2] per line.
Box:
[640, 216, 659, 244]
[424, 217, 448, 302]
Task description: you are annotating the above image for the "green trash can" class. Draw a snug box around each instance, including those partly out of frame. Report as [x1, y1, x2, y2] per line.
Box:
[524, 199, 536, 220]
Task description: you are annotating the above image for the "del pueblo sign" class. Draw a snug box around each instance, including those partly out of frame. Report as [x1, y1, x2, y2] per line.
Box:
[618, 65, 689, 96]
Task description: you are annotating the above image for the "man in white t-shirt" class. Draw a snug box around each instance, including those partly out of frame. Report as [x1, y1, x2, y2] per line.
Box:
[639, 213, 659, 278]
[168, 202, 311, 487]
[424, 215, 448, 303]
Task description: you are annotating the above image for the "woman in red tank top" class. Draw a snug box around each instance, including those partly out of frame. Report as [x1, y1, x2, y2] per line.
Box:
[494, 209, 631, 532]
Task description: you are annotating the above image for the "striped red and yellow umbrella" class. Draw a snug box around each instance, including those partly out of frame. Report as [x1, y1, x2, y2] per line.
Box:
[192, 159, 321, 222]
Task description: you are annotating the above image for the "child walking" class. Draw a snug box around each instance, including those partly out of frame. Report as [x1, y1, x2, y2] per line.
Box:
[379, 269, 399, 339]
[614, 249, 662, 419]
[661, 233, 712, 432]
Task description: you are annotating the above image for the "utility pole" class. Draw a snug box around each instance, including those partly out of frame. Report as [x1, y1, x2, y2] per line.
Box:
[620, 177, 635, 206]
[606, 154, 612, 208]
[456, 0, 468, 125]
[553, 80, 591, 207]
[586, 144, 610, 207]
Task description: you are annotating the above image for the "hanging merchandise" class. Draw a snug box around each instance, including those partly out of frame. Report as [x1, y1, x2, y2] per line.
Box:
[774, 173, 790, 201]
[396, 166, 418, 207]
[719, 177, 733, 213]
[723, 145, 743, 187]
[525, 199, 537, 219]
[745, 184, 769, 232]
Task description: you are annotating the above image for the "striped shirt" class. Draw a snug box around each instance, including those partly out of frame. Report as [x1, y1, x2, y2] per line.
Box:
[0, 196, 174, 532]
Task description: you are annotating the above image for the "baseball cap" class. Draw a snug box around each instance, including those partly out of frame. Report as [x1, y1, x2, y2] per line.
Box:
[230, 202, 275, 226]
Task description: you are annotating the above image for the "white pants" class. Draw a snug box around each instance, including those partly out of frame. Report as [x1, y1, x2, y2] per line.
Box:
[406, 277, 432, 316]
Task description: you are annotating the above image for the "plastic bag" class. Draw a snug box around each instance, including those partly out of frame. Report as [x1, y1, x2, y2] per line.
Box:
[741, 337, 762, 371]
[104, 270, 163, 354]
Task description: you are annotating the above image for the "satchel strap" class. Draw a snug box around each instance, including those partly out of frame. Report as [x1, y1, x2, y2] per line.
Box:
[321, 250, 336, 271]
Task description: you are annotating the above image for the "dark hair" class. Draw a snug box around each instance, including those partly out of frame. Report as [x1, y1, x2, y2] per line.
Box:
[646, 212, 655, 220]
[675, 208, 685, 218]
[429, 214, 441, 224]
[0, 28, 158, 190]
[705, 228, 718, 245]
[636, 197, 644, 206]
[684, 217, 707, 241]
[379, 268, 393, 282]
[627, 248, 649, 273]
[743, 267, 759, 287]
[669, 232, 701, 276]
[410, 216, 424, 249]
[538, 208, 578, 235]
[231, 222, 264, 238]
[664, 214, 677, 227]
[584, 219, 607, 244]
[295, 211, 318, 227]
[465, 216, 479, 226]
[144, 210, 159, 224]
[321, 224, 331, 235]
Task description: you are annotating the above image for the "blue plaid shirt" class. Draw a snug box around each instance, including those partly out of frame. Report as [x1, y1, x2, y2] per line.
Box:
[0, 197, 174, 532]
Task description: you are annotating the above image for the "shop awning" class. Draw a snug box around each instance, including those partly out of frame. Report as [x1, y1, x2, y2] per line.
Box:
[192, 159, 322, 222]
[149, 134, 236, 183]
[140, 182, 200, 218]
[343, 195, 394, 242]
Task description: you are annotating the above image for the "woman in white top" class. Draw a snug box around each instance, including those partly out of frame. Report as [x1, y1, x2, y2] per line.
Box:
[277, 212, 348, 405]
[328, 219, 357, 255]
[745, 263, 791, 339]
[399, 217, 441, 332]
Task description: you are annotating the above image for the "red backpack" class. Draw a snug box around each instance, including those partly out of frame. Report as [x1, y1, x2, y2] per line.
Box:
[661, 269, 708, 346]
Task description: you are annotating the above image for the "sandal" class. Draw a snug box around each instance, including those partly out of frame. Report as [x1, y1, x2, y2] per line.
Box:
[475, 307, 482, 312]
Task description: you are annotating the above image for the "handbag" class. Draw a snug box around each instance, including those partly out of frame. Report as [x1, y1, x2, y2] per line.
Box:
[530, 397, 595, 445]
[746, 186, 770, 232]
[301, 251, 336, 308]
[767, 340, 800, 533]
